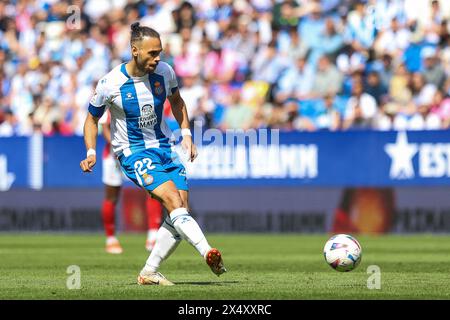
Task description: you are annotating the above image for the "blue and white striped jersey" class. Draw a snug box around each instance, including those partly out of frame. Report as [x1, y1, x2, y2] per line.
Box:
[88, 61, 178, 157]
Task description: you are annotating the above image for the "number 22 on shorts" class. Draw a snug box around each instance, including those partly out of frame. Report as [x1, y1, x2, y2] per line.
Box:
[134, 158, 155, 186]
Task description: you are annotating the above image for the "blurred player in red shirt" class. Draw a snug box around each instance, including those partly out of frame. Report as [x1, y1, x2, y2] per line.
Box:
[99, 110, 162, 254]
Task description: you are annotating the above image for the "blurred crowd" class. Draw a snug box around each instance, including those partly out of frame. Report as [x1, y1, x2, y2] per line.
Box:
[0, 0, 450, 137]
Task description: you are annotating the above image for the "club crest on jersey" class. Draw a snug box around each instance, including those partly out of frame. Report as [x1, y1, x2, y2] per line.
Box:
[153, 82, 163, 95]
[138, 104, 157, 129]
[142, 173, 154, 185]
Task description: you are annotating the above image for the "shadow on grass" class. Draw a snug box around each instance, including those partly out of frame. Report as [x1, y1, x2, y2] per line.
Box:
[173, 281, 240, 286]
[126, 281, 240, 286]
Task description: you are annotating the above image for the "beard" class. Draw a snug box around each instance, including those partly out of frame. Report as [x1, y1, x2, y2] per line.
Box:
[135, 56, 153, 74]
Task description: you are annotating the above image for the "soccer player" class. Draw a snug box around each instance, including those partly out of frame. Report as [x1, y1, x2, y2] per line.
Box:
[80, 22, 226, 285]
[99, 110, 163, 254]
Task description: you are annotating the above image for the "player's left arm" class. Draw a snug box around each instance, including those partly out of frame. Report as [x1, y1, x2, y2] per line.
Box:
[168, 89, 198, 162]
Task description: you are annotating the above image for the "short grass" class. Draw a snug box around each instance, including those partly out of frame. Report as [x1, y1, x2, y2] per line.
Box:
[1, 234, 450, 299]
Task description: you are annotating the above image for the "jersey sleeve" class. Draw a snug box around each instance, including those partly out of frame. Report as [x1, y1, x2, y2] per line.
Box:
[166, 64, 178, 96]
[88, 78, 109, 118]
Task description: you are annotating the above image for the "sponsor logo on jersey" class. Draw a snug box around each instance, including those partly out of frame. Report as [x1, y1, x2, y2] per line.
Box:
[125, 92, 134, 100]
[138, 104, 157, 129]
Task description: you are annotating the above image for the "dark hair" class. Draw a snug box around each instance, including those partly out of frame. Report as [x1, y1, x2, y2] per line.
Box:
[130, 22, 160, 45]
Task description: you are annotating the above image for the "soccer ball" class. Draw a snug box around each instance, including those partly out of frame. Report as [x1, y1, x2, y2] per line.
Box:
[323, 234, 362, 272]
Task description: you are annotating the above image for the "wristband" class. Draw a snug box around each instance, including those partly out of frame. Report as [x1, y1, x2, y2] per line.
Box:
[87, 148, 96, 157]
[181, 128, 192, 137]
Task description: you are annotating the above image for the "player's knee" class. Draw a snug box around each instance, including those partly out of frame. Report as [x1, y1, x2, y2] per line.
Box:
[179, 192, 189, 211]
[182, 199, 189, 212]
[163, 192, 184, 213]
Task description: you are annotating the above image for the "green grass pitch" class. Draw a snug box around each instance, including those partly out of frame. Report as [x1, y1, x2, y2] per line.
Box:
[1, 233, 450, 299]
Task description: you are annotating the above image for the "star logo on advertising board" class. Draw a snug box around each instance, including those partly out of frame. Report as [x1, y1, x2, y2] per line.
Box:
[0, 154, 15, 191]
[384, 131, 418, 179]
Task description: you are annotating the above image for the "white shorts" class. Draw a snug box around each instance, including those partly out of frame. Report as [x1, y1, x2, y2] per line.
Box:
[102, 153, 123, 187]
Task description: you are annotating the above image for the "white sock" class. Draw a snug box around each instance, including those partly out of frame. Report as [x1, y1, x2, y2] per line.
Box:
[170, 207, 211, 257]
[147, 229, 158, 242]
[106, 236, 118, 245]
[142, 218, 181, 273]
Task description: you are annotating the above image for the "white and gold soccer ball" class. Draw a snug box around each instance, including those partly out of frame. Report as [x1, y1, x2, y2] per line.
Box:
[323, 234, 362, 272]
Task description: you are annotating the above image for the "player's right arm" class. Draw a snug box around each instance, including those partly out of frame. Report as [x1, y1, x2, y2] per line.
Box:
[80, 79, 109, 173]
[80, 113, 100, 172]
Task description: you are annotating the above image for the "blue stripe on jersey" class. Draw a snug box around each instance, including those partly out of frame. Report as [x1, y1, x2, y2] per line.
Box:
[119, 78, 145, 153]
[120, 63, 130, 78]
[148, 73, 167, 141]
[88, 103, 105, 118]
